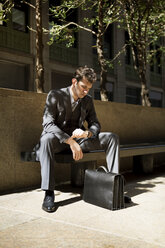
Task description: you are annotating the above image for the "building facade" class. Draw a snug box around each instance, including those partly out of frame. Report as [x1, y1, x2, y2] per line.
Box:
[0, 1, 164, 107]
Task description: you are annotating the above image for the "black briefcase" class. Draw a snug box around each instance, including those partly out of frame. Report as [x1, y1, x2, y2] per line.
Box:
[83, 166, 125, 210]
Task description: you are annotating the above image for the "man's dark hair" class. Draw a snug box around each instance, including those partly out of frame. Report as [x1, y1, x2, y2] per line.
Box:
[74, 66, 97, 84]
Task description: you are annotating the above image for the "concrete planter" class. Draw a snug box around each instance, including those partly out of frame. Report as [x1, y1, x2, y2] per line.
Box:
[0, 88, 165, 193]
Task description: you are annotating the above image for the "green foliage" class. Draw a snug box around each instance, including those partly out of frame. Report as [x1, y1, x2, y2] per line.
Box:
[49, 0, 81, 47]
[0, 0, 13, 23]
[48, 22, 77, 47]
[118, 0, 165, 106]
[49, 0, 120, 37]
[49, 0, 121, 65]
[119, 0, 165, 63]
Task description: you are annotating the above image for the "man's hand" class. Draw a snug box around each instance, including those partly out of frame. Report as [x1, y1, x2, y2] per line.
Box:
[72, 128, 88, 139]
[65, 137, 83, 161]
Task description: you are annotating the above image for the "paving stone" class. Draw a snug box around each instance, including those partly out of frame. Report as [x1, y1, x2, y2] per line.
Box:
[0, 169, 165, 248]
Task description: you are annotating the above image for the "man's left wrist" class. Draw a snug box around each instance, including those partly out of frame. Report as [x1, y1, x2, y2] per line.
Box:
[84, 130, 91, 138]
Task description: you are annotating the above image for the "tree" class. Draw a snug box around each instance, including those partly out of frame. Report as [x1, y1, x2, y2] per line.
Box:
[35, 0, 44, 93]
[49, 0, 121, 101]
[95, 0, 120, 101]
[0, 0, 45, 93]
[22, 0, 44, 93]
[119, 0, 165, 106]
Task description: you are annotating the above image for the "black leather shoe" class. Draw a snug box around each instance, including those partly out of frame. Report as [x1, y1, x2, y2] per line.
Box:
[124, 195, 132, 204]
[42, 191, 56, 213]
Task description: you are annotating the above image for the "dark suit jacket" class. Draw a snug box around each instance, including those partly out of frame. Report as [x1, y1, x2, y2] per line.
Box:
[42, 86, 101, 143]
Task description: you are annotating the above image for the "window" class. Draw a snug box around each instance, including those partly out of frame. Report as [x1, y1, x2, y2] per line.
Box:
[0, 61, 29, 90]
[155, 46, 161, 74]
[12, 8, 26, 32]
[94, 89, 101, 100]
[104, 24, 114, 60]
[12, 0, 28, 32]
[51, 71, 72, 89]
[149, 91, 162, 108]
[94, 82, 113, 101]
[0, 0, 28, 31]
[126, 87, 141, 105]
[150, 44, 162, 74]
[125, 31, 131, 65]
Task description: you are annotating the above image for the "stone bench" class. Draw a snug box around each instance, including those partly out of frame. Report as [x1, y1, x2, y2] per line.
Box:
[21, 141, 165, 186]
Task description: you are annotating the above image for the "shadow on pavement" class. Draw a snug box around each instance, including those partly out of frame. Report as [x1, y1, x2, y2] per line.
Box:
[56, 195, 82, 207]
[54, 165, 165, 209]
[124, 164, 165, 198]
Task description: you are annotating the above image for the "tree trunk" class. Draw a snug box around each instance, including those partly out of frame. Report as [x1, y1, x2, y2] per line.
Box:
[124, 4, 151, 107]
[136, 46, 151, 107]
[138, 65, 151, 107]
[129, 37, 151, 107]
[35, 0, 44, 93]
[96, 0, 108, 101]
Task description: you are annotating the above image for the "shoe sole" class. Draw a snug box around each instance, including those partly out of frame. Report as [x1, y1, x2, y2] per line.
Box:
[42, 205, 56, 213]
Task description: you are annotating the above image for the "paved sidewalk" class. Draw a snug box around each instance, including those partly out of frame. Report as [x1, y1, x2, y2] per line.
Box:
[0, 167, 165, 248]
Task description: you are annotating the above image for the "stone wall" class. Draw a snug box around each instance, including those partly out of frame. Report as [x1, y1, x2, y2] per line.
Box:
[96, 100, 165, 144]
[0, 88, 45, 193]
[0, 88, 165, 193]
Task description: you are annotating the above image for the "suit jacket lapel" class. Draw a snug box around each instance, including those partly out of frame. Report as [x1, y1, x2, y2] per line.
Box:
[64, 87, 72, 122]
[79, 98, 86, 127]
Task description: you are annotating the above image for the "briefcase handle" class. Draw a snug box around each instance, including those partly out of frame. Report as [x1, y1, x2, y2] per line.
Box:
[97, 166, 108, 173]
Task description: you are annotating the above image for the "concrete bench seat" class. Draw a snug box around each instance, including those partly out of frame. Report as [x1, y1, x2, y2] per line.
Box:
[21, 142, 165, 163]
[21, 141, 165, 177]
[55, 142, 165, 162]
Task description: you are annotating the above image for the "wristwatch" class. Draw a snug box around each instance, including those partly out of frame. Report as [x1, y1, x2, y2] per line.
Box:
[84, 130, 90, 138]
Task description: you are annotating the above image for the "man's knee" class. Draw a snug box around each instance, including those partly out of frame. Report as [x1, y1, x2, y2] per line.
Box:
[40, 133, 55, 147]
[107, 132, 119, 146]
[111, 133, 119, 142]
[99, 132, 119, 147]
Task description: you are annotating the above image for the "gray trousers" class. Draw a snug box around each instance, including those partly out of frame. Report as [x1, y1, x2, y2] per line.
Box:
[39, 132, 119, 191]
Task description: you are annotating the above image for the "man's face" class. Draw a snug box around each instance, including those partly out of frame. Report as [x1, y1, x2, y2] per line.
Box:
[72, 77, 93, 99]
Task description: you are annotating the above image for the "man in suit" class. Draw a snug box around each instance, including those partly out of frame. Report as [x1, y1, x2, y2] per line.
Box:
[38, 66, 130, 213]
